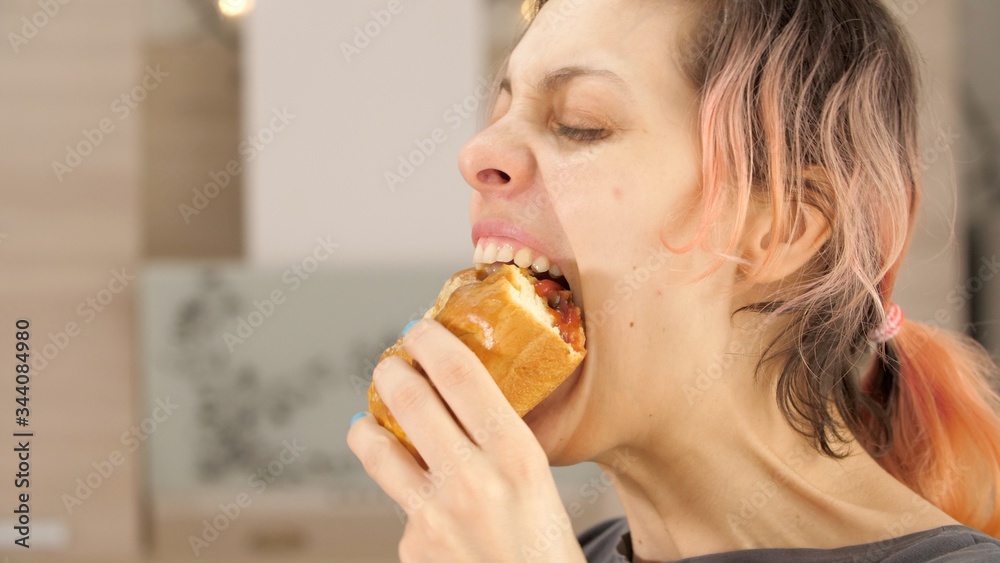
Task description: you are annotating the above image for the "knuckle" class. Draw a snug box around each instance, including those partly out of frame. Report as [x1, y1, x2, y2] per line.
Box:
[372, 357, 394, 380]
[399, 518, 436, 563]
[434, 354, 473, 389]
[403, 318, 432, 345]
[471, 471, 510, 506]
[499, 445, 548, 483]
[398, 531, 417, 562]
[359, 434, 390, 478]
[418, 509, 454, 553]
[387, 379, 429, 414]
[451, 481, 488, 515]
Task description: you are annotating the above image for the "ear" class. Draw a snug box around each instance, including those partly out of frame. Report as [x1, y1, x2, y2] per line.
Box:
[739, 177, 832, 283]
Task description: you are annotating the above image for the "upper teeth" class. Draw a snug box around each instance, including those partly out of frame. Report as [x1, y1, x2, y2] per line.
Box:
[474, 239, 563, 278]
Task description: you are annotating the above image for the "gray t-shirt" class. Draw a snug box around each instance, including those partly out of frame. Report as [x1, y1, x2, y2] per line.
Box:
[578, 517, 1000, 562]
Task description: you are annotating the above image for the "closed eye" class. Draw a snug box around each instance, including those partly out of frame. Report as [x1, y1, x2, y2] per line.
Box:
[557, 124, 610, 142]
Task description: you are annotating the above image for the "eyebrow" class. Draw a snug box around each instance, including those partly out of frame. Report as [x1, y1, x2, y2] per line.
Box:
[499, 66, 628, 95]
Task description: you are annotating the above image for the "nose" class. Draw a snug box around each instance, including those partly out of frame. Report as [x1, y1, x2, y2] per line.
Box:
[458, 120, 535, 199]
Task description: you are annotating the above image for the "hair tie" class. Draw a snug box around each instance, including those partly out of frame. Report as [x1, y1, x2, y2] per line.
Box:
[870, 302, 904, 344]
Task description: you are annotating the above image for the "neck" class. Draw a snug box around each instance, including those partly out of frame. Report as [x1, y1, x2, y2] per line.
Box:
[593, 364, 958, 561]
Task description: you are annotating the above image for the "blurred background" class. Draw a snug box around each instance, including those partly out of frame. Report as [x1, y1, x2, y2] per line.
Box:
[0, 0, 997, 561]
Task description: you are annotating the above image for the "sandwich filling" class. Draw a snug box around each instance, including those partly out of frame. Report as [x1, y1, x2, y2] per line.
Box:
[533, 279, 584, 351]
[478, 263, 585, 353]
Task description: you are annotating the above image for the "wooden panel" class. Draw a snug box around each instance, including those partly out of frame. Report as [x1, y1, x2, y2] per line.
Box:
[142, 39, 244, 259]
[0, 0, 143, 267]
[0, 267, 142, 559]
[0, 0, 143, 560]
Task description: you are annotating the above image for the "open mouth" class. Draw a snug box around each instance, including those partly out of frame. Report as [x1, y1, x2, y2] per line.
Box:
[473, 237, 571, 292]
[473, 237, 584, 350]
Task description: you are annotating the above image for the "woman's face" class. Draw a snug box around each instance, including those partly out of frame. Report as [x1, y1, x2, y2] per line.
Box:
[459, 0, 734, 464]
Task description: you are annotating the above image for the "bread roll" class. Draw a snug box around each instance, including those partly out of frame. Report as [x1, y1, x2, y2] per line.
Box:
[368, 264, 586, 462]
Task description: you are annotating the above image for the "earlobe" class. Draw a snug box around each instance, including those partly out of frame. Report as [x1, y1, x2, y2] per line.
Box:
[739, 193, 832, 284]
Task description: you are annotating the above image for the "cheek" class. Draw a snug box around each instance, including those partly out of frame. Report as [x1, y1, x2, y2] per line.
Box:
[551, 168, 652, 261]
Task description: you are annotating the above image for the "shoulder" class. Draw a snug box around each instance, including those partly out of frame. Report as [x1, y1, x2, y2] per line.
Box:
[702, 526, 1000, 562]
[576, 520, 1000, 563]
[860, 525, 1000, 562]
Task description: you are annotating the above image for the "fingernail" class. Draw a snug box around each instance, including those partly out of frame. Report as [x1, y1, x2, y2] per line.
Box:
[350, 411, 367, 428]
[402, 320, 419, 336]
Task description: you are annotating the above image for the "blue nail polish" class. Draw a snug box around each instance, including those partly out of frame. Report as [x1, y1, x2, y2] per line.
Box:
[402, 320, 419, 335]
[350, 411, 367, 428]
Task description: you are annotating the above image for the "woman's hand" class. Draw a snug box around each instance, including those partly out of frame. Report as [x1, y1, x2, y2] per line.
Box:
[347, 319, 585, 563]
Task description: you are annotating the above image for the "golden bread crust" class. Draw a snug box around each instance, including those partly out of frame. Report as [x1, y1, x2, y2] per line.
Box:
[367, 265, 586, 463]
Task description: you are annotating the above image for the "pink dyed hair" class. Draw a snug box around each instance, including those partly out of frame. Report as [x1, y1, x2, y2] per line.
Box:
[526, 0, 1000, 537]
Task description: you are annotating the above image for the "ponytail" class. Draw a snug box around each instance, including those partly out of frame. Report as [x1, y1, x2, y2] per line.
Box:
[864, 320, 1000, 536]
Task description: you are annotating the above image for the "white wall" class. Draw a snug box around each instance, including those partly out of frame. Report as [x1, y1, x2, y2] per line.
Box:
[244, 1, 487, 270]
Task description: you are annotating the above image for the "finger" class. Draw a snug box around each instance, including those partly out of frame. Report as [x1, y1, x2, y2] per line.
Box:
[401, 319, 526, 449]
[347, 413, 427, 508]
[373, 354, 476, 469]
